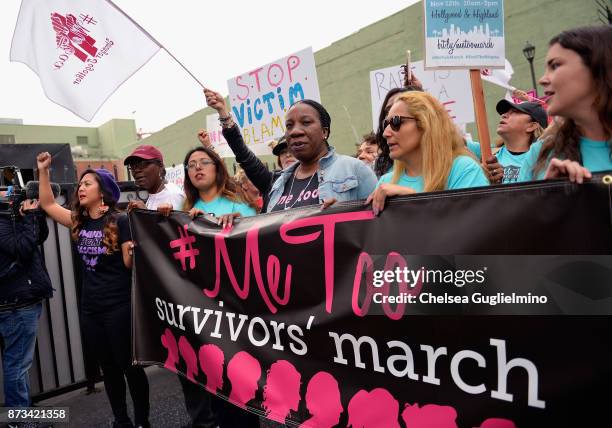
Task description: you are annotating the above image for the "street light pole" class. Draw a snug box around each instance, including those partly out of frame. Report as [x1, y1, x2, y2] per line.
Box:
[522, 41, 538, 97]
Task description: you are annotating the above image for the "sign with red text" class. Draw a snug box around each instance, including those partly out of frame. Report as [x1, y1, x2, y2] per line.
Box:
[205, 113, 232, 158]
[227, 47, 321, 156]
[10, 0, 160, 121]
[131, 176, 612, 427]
[369, 60, 474, 130]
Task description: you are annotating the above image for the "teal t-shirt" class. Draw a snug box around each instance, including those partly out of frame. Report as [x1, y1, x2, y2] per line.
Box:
[496, 146, 533, 183]
[465, 139, 496, 160]
[377, 155, 489, 192]
[193, 196, 256, 217]
[518, 137, 612, 182]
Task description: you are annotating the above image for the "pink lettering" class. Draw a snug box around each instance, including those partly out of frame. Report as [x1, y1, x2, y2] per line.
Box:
[268, 63, 284, 87]
[287, 55, 301, 83]
[249, 67, 264, 92]
[280, 211, 375, 313]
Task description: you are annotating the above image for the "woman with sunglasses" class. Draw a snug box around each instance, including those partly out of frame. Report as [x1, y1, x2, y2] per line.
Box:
[266, 99, 377, 212]
[182, 146, 255, 227]
[519, 25, 611, 183]
[368, 91, 489, 215]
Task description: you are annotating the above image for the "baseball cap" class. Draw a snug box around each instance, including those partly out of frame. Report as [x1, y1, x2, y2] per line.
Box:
[124, 145, 163, 165]
[496, 100, 548, 129]
[269, 136, 289, 157]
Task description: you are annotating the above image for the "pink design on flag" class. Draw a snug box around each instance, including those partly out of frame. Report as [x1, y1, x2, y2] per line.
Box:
[50, 12, 98, 62]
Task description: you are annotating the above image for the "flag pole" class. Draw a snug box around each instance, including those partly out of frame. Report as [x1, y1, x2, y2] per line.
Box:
[104, 0, 205, 88]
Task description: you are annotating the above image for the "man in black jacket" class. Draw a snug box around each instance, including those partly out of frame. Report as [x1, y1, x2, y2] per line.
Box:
[0, 198, 53, 407]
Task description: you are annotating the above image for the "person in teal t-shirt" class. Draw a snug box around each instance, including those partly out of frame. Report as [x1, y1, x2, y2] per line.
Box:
[367, 91, 489, 215]
[527, 26, 611, 183]
[466, 99, 548, 183]
[182, 146, 255, 228]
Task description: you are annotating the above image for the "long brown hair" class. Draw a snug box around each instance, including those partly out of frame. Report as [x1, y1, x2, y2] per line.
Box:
[182, 146, 244, 210]
[534, 25, 612, 175]
[70, 169, 120, 255]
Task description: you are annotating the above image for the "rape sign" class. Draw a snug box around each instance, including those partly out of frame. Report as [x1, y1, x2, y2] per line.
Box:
[369, 60, 474, 130]
[227, 47, 321, 155]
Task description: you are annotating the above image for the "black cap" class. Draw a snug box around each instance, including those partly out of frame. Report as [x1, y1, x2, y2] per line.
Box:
[496, 100, 548, 129]
[271, 136, 289, 156]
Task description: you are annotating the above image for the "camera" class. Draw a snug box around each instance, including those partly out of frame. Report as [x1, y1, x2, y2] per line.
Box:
[0, 166, 61, 218]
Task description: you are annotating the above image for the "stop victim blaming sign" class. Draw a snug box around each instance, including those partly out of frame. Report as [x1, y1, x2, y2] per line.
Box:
[369, 60, 475, 131]
[227, 47, 321, 156]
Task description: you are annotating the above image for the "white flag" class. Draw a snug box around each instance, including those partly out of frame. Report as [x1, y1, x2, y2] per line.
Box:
[10, 0, 160, 121]
[480, 59, 515, 91]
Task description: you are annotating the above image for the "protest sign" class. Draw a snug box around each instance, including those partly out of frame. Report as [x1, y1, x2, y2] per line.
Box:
[164, 165, 184, 190]
[205, 113, 233, 158]
[423, 0, 505, 69]
[227, 47, 321, 156]
[132, 175, 612, 427]
[370, 60, 474, 130]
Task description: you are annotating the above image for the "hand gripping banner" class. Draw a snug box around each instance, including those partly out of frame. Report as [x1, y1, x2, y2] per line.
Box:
[130, 176, 612, 428]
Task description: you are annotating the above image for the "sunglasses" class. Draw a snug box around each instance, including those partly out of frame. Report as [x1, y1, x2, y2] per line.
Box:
[127, 159, 158, 171]
[383, 115, 416, 132]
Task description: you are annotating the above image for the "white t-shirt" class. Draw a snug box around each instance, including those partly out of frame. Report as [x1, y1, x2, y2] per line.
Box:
[145, 182, 185, 210]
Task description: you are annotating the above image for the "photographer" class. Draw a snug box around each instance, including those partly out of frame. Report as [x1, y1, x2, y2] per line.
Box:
[0, 197, 53, 407]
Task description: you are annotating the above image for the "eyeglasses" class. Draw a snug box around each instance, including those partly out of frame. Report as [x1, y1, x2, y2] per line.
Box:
[186, 159, 215, 170]
[383, 115, 417, 132]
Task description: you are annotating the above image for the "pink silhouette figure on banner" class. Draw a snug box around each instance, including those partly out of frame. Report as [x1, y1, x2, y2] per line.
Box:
[50, 13, 97, 62]
[160, 328, 178, 373]
[401, 403, 458, 428]
[262, 360, 302, 423]
[227, 351, 262, 409]
[178, 336, 198, 383]
[299, 371, 343, 428]
[198, 344, 225, 392]
[476, 418, 517, 428]
[347, 388, 400, 428]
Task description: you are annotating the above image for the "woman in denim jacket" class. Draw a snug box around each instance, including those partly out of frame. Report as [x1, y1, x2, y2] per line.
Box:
[266, 99, 377, 212]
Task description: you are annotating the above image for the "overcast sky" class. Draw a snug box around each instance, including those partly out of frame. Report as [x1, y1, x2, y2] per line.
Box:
[0, 0, 419, 133]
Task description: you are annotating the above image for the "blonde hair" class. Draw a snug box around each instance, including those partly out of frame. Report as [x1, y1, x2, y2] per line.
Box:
[390, 91, 477, 192]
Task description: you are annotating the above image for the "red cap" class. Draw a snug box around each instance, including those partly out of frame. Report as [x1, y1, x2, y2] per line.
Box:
[124, 145, 163, 165]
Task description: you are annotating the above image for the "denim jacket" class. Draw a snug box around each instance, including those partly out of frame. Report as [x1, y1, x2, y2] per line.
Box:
[265, 145, 377, 212]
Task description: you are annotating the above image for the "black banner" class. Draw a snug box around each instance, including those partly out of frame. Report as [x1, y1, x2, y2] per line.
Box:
[131, 177, 612, 427]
